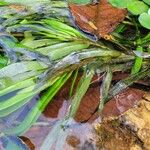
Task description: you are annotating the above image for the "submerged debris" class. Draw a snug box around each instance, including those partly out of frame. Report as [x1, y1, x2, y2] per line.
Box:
[120, 93, 150, 150]
[95, 118, 143, 150]
[95, 93, 150, 150]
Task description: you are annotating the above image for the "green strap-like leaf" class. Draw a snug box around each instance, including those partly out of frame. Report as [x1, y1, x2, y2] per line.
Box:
[68, 0, 92, 5]
[3, 73, 72, 135]
[68, 69, 94, 118]
[99, 66, 112, 112]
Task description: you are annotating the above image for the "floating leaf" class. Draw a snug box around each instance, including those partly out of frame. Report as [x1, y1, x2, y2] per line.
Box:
[108, 0, 134, 8]
[139, 13, 150, 29]
[143, 0, 150, 5]
[127, 1, 149, 15]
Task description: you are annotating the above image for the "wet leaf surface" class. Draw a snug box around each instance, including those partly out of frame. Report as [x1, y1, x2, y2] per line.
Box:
[96, 0, 127, 37]
[21, 74, 146, 149]
[120, 93, 150, 149]
[69, 0, 127, 37]
[94, 93, 150, 150]
[43, 76, 145, 121]
[69, 4, 97, 34]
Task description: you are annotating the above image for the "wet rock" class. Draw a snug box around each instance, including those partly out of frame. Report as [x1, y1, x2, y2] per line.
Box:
[95, 117, 143, 150]
[120, 93, 150, 149]
[67, 135, 80, 148]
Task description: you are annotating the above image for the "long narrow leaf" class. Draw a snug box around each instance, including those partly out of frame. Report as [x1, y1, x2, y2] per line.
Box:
[3, 72, 72, 135]
[68, 69, 94, 118]
[99, 66, 112, 112]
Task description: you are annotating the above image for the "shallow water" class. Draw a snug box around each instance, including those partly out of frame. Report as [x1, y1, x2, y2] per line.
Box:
[0, 1, 149, 149]
[20, 79, 145, 149]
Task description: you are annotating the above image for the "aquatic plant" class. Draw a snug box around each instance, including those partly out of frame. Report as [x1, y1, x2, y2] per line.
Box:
[109, 0, 150, 29]
[0, 0, 149, 149]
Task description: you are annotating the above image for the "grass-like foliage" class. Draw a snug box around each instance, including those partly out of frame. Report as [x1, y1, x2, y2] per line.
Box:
[0, 0, 149, 149]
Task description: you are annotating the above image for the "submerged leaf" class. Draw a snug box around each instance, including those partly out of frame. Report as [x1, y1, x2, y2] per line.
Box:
[0, 61, 48, 79]
[131, 46, 143, 74]
[0, 55, 8, 69]
[2, 73, 72, 135]
[108, 68, 150, 101]
[99, 66, 112, 112]
[0, 135, 29, 150]
[69, 69, 94, 118]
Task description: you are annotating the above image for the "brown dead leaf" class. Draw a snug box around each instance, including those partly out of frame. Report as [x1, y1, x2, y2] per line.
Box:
[69, 0, 127, 38]
[9, 4, 26, 12]
[69, 4, 97, 33]
[95, 0, 127, 37]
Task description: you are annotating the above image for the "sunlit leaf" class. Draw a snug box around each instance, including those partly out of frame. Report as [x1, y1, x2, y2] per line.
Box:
[139, 13, 150, 29]
[108, 0, 135, 8]
[143, 0, 150, 5]
[127, 1, 149, 15]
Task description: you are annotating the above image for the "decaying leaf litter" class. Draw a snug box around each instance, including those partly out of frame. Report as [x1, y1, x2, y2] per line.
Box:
[70, 0, 127, 37]
[0, 0, 149, 149]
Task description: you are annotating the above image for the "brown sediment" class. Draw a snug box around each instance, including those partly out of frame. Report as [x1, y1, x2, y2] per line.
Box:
[102, 88, 145, 117]
[8, 4, 26, 12]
